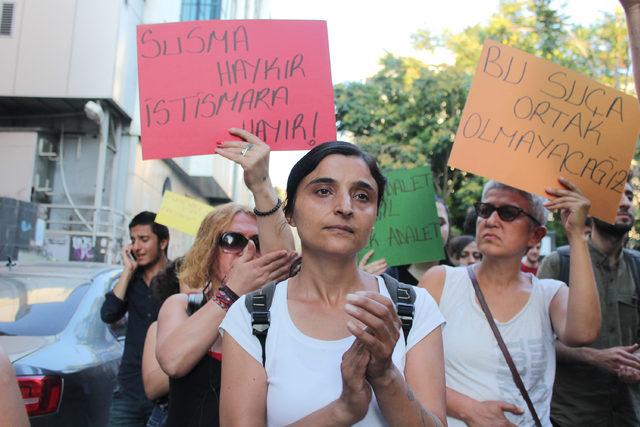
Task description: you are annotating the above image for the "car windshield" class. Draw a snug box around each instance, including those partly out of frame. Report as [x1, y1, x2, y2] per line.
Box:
[0, 274, 90, 336]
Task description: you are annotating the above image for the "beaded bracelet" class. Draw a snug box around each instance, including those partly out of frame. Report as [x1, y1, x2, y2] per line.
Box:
[253, 198, 282, 217]
[219, 284, 239, 302]
[212, 285, 239, 311]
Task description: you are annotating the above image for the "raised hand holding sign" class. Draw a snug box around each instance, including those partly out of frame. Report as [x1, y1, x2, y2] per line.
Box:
[137, 20, 336, 159]
[448, 40, 640, 223]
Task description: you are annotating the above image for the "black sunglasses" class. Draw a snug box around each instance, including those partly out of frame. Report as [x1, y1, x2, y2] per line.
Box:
[218, 232, 260, 254]
[474, 202, 541, 226]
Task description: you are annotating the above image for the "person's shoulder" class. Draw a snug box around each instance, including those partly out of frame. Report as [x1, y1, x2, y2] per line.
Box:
[624, 248, 640, 259]
[532, 275, 567, 309]
[534, 275, 565, 288]
[166, 292, 189, 303]
[417, 265, 448, 303]
[541, 250, 562, 265]
[239, 279, 289, 314]
[421, 264, 467, 284]
[225, 293, 248, 319]
[537, 250, 563, 279]
[245, 279, 288, 300]
[418, 265, 446, 287]
[127, 269, 148, 290]
[158, 293, 189, 315]
[622, 249, 640, 276]
[406, 280, 446, 350]
[413, 285, 439, 309]
[419, 264, 446, 282]
[131, 267, 146, 281]
[0, 347, 11, 373]
[532, 254, 566, 289]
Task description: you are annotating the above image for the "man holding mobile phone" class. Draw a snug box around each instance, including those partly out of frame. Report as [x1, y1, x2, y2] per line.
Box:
[101, 211, 170, 427]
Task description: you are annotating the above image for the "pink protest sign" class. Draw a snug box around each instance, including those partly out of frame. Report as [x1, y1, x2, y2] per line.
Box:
[137, 20, 336, 160]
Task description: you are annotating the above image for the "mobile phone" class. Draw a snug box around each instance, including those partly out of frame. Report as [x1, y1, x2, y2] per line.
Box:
[128, 251, 137, 262]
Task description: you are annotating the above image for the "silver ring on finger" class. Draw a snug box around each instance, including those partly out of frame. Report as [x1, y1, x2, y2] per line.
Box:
[241, 143, 254, 156]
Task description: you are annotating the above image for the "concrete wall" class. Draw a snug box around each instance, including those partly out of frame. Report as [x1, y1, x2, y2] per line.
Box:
[12, 0, 78, 97]
[111, 1, 145, 117]
[127, 142, 199, 257]
[0, 1, 23, 94]
[43, 130, 197, 260]
[133, 0, 272, 209]
[0, 131, 37, 201]
[0, 0, 273, 262]
[44, 130, 117, 249]
[0, 0, 143, 117]
[217, 0, 269, 205]
[143, 0, 181, 23]
[50, 133, 103, 207]
[221, 0, 270, 19]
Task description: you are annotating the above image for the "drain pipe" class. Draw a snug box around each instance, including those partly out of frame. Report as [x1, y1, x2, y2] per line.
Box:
[85, 101, 109, 246]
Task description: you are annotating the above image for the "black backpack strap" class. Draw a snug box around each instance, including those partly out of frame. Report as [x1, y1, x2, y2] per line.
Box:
[244, 281, 279, 366]
[558, 246, 640, 294]
[623, 249, 640, 299]
[556, 245, 571, 286]
[381, 273, 416, 343]
[186, 293, 206, 316]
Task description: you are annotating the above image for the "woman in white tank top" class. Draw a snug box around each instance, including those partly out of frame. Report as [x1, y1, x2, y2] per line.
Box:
[220, 142, 447, 426]
[420, 179, 600, 426]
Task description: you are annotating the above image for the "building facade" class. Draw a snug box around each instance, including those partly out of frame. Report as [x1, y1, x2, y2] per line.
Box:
[0, 0, 269, 263]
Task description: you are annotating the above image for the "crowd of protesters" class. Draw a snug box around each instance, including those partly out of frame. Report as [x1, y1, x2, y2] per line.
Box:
[90, 2, 640, 426]
[1, 1, 636, 426]
[98, 131, 640, 427]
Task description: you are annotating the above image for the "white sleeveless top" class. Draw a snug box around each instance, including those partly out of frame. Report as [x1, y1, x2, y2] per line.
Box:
[221, 277, 445, 426]
[439, 266, 565, 427]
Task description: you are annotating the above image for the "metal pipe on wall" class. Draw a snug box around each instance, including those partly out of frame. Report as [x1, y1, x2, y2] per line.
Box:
[92, 102, 110, 246]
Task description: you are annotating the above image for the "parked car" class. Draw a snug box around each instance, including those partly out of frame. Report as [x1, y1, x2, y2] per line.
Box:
[0, 262, 125, 426]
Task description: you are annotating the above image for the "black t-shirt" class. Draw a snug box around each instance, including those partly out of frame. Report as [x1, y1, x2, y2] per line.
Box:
[388, 265, 419, 285]
[166, 354, 221, 427]
[166, 293, 221, 426]
[387, 258, 452, 286]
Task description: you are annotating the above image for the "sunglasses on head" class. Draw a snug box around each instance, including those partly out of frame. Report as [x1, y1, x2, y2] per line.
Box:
[474, 202, 541, 226]
[218, 232, 260, 254]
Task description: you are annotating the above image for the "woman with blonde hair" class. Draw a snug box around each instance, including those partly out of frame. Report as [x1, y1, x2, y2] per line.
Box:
[178, 203, 261, 289]
[155, 129, 296, 427]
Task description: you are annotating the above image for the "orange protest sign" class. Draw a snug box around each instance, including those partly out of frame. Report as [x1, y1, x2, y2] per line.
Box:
[136, 20, 336, 160]
[448, 39, 640, 223]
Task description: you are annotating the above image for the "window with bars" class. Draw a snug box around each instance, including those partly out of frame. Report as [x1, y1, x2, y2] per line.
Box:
[181, 0, 221, 21]
[0, 2, 15, 36]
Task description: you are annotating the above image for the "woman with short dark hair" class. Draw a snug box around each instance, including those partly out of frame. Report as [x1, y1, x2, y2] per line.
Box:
[448, 235, 481, 266]
[220, 141, 446, 426]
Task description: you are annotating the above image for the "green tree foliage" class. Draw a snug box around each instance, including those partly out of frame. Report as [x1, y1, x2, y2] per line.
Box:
[568, 9, 633, 92]
[413, 1, 569, 71]
[334, 55, 483, 224]
[416, 0, 633, 93]
[336, 0, 634, 232]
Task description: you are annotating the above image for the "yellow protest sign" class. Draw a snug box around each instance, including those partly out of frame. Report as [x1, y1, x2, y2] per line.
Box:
[155, 191, 214, 236]
[448, 39, 640, 223]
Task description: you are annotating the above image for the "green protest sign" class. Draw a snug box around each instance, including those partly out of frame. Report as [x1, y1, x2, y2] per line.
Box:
[359, 166, 444, 267]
